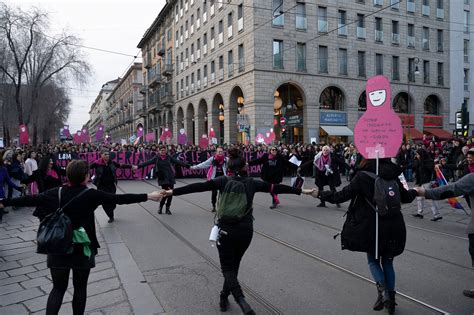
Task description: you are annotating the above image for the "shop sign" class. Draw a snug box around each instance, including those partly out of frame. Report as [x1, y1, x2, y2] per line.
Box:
[286, 114, 303, 126]
[320, 112, 347, 125]
[237, 114, 249, 132]
[423, 115, 443, 128]
[398, 114, 414, 127]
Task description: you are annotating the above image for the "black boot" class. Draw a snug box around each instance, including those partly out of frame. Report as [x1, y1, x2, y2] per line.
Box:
[235, 297, 255, 315]
[165, 206, 172, 215]
[373, 282, 384, 311]
[219, 291, 230, 312]
[384, 290, 396, 315]
[212, 204, 217, 212]
[158, 204, 163, 214]
[317, 201, 326, 207]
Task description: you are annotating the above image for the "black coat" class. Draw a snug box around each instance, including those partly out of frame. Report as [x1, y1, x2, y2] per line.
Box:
[300, 152, 343, 188]
[413, 150, 434, 185]
[247, 153, 298, 184]
[138, 154, 189, 186]
[4, 185, 147, 252]
[320, 160, 416, 257]
[90, 160, 131, 187]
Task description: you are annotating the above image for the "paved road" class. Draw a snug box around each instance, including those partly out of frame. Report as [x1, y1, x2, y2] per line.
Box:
[1, 177, 472, 314]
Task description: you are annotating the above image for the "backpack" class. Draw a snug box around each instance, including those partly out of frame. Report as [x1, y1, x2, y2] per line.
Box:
[338, 195, 374, 252]
[216, 177, 250, 223]
[36, 187, 90, 255]
[361, 171, 401, 217]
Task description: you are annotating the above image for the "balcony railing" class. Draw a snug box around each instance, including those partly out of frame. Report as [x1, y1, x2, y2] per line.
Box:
[422, 5, 430, 16]
[391, 33, 400, 44]
[407, 36, 415, 48]
[436, 8, 444, 19]
[218, 33, 223, 44]
[338, 24, 348, 36]
[228, 25, 233, 38]
[375, 30, 383, 42]
[357, 27, 366, 39]
[162, 64, 173, 76]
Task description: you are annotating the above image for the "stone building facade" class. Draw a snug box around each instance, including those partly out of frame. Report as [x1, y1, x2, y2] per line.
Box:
[137, 0, 451, 144]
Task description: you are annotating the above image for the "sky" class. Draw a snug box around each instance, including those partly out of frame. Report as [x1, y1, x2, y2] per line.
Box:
[3, 0, 167, 133]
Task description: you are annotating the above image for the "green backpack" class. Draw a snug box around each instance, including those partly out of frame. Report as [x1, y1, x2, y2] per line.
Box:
[217, 177, 250, 223]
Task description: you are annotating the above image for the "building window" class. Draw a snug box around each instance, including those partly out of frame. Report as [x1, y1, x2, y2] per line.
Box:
[296, 2, 307, 30]
[238, 4, 243, 31]
[319, 45, 328, 73]
[211, 60, 215, 83]
[358, 51, 366, 77]
[436, 0, 444, 19]
[374, 0, 383, 6]
[408, 58, 416, 82]
[437, 62, 444, 85]
[238, 44, 244, 72]
[465, 69, 469, 91]
[465, 11, 470, 33]
[423, 60, 430, 84]
[218, 55, 224, 80]
[422, 27, 430, 50]
[228, 50, 233, 77]
[296, 42, 306, 71]
[422, 0, 430, 16]
[227, 12, 233, 38]
[465, 40, 469, 63]
[392, 56, 400, 80]
[357, 14, 366, 39]
[407, 0, 415, 13]
[391, 20, 399, 44]
[391, 0, 400, 10]
[218, 20, 223, 45]
[338, 10, 347, 36]
[273, 40, 283, 69]
[339, 48, 348, 75]
[318, 6, 328, 33]
[376, 54, 383, 75]
[273, 0, 284, 26]
[375, 17, 383, 42]
[437, 29, 443, 52]
[407, 23, 415, 48]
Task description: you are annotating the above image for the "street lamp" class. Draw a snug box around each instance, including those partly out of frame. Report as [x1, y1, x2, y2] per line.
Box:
[407, 57, 420, 143]
[218, 104, 224, 144]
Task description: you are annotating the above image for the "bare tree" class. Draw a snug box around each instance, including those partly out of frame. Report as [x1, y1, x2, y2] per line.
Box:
[0, 2, 90, 144]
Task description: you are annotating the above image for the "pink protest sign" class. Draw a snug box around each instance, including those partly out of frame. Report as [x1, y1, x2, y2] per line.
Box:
[159, 128, 172, 144]
[199, 134, 209, 148]
[177, 128, 188, 145]
[354, 75, 403, 159]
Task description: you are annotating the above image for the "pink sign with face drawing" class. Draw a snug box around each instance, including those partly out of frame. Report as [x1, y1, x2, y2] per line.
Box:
[354, 76, 403, 159]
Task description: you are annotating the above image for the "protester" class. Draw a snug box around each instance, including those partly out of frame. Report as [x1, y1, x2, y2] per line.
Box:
[414, 173, 474, 298]
[299, 145, 343, 208]
[0, 156, 24, 222]
[0, 160, 162, 314]
[134, 144, 190, 214]
[90, 149, 134, 222]
[161, 147, 317, 314]
[190, 146, 229, 212]
[412, 148, 443, 221]
[317, 158, 417, 315]
[8, 152, 27, 199]
[24, 151, 39, 195]
[247, 145, 298, 209]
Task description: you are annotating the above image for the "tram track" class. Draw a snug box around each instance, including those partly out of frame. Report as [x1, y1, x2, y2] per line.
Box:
[127, 179, 453, 314]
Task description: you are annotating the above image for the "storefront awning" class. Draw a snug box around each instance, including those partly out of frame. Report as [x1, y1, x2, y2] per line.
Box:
[321, 126, 354, 136]
[403, 127, 423, 140]
[424, 128, 453, 140]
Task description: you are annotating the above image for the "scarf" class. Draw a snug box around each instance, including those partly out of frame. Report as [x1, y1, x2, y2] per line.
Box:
[214, 154, 225, 165]
[160, 154, 167, 160]
[469, 164, 474, 174]
[46, 169, 59, 179]
[268, 154, 276, 160]
[314, 152, 330, 171]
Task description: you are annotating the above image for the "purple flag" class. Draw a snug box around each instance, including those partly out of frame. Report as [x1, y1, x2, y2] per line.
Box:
[63, 125, 71, 138]
[137, 126, 144, 138]
[81, 128, 90, 143]
[96, 124, 104, 142]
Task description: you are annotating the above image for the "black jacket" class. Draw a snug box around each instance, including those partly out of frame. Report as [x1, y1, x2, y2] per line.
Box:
[300, 152, 344, 187]
[414, 149, 434, 185]
[319, 160, 417, 257]
[37, 166, 66, 193]
[90, 160, 132, 187]
[247, 153, 298, 184]
[4, 185, 147, 252]
[138, 154, 189, 186]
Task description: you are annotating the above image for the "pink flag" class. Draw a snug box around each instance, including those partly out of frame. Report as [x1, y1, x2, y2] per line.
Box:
[137, 126, 144, 138]
[19, 124, 29, 145]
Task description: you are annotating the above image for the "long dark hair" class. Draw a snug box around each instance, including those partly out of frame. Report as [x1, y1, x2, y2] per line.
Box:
[38, 156, 53, 176]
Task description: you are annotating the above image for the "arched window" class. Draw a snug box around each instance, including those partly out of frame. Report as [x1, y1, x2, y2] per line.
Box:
[319, 86, 345, 111]
[393, 92, 411, 114]
[358, 91, 366, 111]
[424, 95, 440, 115]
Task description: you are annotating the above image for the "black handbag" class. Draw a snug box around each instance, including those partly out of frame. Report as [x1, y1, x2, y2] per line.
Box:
[37, 187, 89, 255]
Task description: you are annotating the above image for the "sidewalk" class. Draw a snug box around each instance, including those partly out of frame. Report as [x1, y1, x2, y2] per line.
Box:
[0, 207, 134, 314]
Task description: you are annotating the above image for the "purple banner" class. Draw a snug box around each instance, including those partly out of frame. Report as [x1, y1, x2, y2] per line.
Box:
[53, 150, 265, 180]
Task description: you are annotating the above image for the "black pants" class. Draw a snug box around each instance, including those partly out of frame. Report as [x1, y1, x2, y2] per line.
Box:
[98, 184, 116, 219]
[469, 234, 474, 268]
[160, 184, 174, 209]
[216, 225, 253, 299]
[46, 268, 90, 315]
[211, 188, 218, 206]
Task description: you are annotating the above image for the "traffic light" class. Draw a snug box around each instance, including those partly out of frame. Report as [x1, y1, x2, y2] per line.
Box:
[461, 103, 470, 137]
[281, 128, 286, 139]
[455, 111, 463, 131]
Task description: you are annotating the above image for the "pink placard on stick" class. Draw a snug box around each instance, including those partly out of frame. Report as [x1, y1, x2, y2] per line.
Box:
[354, 75, 403, 159]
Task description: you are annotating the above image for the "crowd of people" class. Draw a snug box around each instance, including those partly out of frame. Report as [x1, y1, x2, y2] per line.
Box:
[0, 135, 473, 314]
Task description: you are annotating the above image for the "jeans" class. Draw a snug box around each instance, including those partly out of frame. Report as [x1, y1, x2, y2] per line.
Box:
[367, 253, 395, 298]
[404, 168, 413, 182]
[98, 184, 116, 219]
